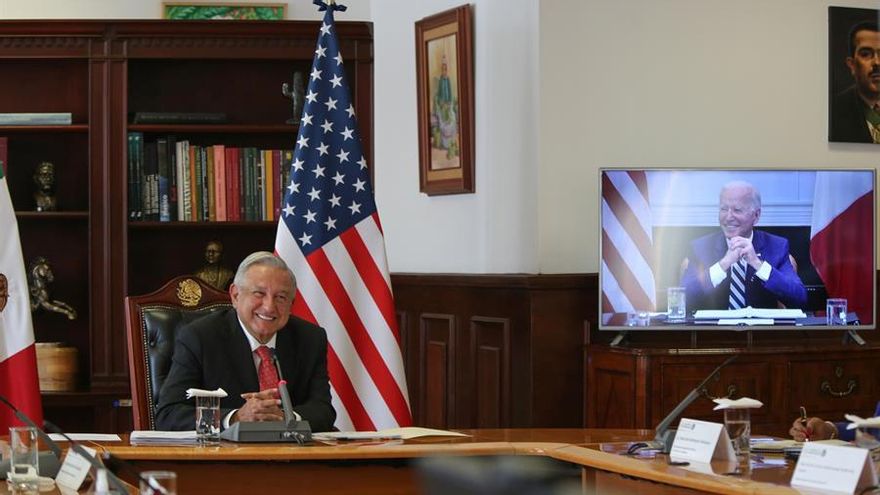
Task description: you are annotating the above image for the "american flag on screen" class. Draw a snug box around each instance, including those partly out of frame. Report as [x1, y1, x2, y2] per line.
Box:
[601, 170, 656, 313]
[274, 0, 412, 431]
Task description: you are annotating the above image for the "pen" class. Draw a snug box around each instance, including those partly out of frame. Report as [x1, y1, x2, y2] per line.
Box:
[800, 406, 810, 441]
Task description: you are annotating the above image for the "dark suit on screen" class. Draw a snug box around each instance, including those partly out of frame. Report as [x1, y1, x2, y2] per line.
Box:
[681, 230, 807, 311]
[830, 86, 874, 144]
[154, 308, 336, 432]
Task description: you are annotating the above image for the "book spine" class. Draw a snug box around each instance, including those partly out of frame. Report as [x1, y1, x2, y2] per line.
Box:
[157, 137, 170, 222]
[214, 144, 226, 222]
[272, 149, 282, 221]
[168, 135, 178, 222]
[206, 146, 216, 222]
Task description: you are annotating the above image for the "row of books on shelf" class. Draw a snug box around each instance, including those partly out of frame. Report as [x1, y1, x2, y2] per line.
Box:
[127, 132, 292, 222]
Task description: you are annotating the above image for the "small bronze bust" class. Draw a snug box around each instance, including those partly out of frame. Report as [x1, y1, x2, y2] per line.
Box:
[28, 256, 77, 320]
[33, 161, 57, 212]
[194, 240, 234, 291]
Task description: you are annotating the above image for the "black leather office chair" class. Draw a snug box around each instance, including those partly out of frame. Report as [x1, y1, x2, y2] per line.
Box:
[125, 276, 231, 430]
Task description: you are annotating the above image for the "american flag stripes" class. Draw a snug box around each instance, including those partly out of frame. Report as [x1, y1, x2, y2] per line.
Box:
[601, 170, 657, 313]
[274, 1, 412, 431]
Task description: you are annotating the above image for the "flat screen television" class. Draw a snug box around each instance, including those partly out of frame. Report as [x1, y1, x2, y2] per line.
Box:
[599, 168, 876, 331]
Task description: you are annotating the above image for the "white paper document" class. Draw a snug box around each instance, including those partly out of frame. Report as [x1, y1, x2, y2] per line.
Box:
[668, 418, 735, 464]
[48, 433, 122, 442]
[129, 430, 199, 445]
[791, 442, 877, 494]
[694, 307, 806, 319]
[55, 445, 96, 491]
[313, 427, 469, 441]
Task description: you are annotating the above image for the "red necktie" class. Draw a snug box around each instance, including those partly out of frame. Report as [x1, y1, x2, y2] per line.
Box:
[255, 345, 279, 392]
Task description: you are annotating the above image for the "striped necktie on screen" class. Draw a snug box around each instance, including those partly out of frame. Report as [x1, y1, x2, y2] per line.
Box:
[728, 260, 747, 309]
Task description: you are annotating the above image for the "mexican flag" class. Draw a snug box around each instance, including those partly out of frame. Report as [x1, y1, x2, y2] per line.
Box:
[0, 165, 42, 429]
[810, 171, 874, 325]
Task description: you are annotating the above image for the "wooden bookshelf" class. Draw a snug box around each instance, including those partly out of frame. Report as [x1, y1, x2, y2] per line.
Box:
[0, 20, 373, 432]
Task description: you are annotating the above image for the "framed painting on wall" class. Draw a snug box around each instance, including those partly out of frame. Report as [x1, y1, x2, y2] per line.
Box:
[415, 4, 474, 195]
[162, 2, 287, 20]
[828, 6, 880, 144]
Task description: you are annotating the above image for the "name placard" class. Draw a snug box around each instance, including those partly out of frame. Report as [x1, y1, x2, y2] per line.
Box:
[669, 418, 735, 464]
[55, 445, 96, 491]
[791, 443, 877, 494]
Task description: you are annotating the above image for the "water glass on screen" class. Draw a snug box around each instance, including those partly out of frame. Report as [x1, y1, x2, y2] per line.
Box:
[195, 395, 221, 445]
[666, 286, 686, 322]
[826, 298, 848, 326]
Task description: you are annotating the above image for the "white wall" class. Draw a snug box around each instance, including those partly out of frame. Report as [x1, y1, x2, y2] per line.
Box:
[372, 0, 540, 273]
[540, 0, 880, 274]
[0, 0, 370, 20]
[3, 0, 876, 275]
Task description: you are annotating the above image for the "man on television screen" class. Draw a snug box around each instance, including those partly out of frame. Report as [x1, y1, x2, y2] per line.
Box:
[680, 181, 807, 311]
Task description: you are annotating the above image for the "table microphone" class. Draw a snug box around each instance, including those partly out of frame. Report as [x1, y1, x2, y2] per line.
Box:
[0, 393, 61, 478]
[628, 354, 739, 455]
[42, 421, 132, 495]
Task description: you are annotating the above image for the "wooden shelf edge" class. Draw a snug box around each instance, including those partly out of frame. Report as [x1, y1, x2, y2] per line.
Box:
[127, 124, 298, 134]
[16, 211, 88, 219]
[0, 124, 88, 133]
[128, 220, 276, 229]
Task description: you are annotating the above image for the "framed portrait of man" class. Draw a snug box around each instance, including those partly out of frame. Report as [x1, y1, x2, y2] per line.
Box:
[828, 6, 880, 144]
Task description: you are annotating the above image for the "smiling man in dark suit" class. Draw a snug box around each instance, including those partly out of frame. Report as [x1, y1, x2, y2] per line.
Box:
[155, 251, 335, 432]
[680, 181, 807, 312]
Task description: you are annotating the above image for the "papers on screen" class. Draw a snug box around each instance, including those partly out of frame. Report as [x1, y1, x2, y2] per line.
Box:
[694, 307, 806, 320]
[845, 414, 880, 430]
[129, 430, 199, 445]
[313, 427, 469, 442]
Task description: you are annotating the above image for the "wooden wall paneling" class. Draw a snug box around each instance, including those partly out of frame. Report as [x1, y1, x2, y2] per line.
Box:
[528, 279, 593, 427]
[419, 313, 455, 428]
[469, 316, 510, 428]
[586, 348, 639, 428]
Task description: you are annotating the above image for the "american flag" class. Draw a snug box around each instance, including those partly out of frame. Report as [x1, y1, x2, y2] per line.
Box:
[274, 0, 412, 431]
[601, 170, 656, 313]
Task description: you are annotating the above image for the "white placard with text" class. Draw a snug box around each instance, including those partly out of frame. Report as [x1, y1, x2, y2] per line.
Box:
[669, 418, 735, 464]
[791, 443, 877, 494]
[55, 445, 97, 491]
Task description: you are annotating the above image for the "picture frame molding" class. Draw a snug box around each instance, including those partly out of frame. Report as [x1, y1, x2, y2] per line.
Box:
[415, 4, 475, 195]
[162, 2, 288, 20]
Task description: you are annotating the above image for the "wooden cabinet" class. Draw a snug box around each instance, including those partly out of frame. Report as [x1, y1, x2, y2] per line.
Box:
[0, 20, 373, 432]
[585, 344, 880, 437]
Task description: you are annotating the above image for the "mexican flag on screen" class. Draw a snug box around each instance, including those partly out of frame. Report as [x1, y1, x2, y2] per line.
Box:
[810, 171, 874, 326]
[0, 165, 43, 429]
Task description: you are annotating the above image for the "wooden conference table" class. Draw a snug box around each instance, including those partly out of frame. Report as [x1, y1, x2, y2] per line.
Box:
[83, 429, 812, 494]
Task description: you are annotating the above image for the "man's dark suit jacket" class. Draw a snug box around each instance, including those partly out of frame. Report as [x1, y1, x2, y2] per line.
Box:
[154, 308, 336, 432]
[830, 86, 873, 144]
[680, 230, 807, 312]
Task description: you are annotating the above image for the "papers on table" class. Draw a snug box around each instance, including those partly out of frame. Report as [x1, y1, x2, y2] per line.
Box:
[694, 307, 806, 320]
[712, 397, 763, 410]
[313, 427, 469, 442]
[129, 430, 199, 445]
[48, 433, 122, 442]
[186, 387, 227, 399]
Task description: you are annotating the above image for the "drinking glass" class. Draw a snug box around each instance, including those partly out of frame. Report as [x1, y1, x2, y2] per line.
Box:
[667, 287, 686, 322]
[195, 395, 221, 445]
[723, 408, 750, 461]
[826, 298, 848, 326]
[140, 470, 177, 495]
[8, 426, 39, 493]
